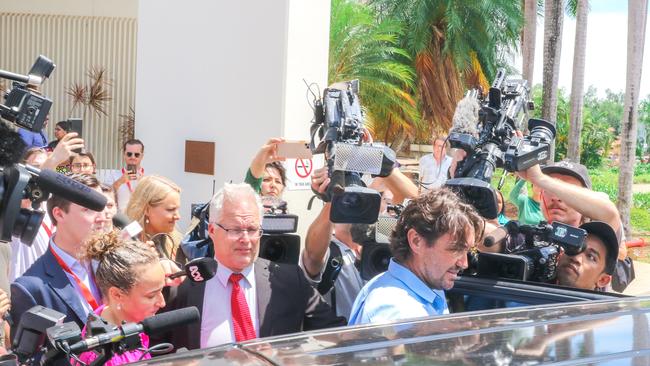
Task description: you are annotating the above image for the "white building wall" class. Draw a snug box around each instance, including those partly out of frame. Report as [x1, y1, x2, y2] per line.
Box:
[136, 0, 331, 237]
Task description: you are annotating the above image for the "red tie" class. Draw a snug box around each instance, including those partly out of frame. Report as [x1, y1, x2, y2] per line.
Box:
[229, 273, 256, 342]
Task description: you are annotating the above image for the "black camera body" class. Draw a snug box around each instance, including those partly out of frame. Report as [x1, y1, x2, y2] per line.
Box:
[470, 221, 587, 283]
[310, 80, 394, 224]
[259, 212, 300, 265]
[446, 69, 555, 219]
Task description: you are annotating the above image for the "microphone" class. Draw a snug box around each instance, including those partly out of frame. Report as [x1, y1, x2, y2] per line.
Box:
[168, 257, 218, 282]
[21, 165, 107, 211]
[68, 307, 200, 354]
[450, 93, 480, 137]
[112, 212, 143, 240]
[483, 220, 520, 248]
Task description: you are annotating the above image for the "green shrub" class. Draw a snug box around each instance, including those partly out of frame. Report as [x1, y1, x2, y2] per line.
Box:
[631, 207, 650, 234]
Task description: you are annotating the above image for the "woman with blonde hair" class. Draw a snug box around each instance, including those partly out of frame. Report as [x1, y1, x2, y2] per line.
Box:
[126, 175, 182, 262]
[74, 231, 166, 365]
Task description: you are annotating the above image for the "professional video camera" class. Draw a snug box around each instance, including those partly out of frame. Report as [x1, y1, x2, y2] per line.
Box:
[468, 221, 587, 283]
[0, 57, 107, 245]
[309, 80, 396, 224]
[10, 305, 199, 366]
[445, 68, 556, 219]
[259, 198, 300, 265]
[0, 55, 54, 132]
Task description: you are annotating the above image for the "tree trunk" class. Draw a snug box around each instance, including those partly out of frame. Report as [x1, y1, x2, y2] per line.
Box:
[522, 0, 538, 86]
[618, 0, 648, 239]
[542, 0, 565, 161]
[567, 0, 589, 163]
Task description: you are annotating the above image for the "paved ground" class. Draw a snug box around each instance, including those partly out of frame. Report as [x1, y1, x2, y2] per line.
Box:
[623, 261, 650, 296]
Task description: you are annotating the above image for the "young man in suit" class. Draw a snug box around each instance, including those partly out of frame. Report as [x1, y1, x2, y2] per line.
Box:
[10, 174, 106, 336]
[163, 183, 345, 349]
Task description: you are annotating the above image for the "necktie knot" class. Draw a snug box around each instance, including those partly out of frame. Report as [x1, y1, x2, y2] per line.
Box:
[229, 273, 244, 284]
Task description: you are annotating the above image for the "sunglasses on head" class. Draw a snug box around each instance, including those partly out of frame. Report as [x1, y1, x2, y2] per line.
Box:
[126, 152, 141, 158]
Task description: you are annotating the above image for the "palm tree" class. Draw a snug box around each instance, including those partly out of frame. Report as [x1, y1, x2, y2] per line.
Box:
[541, 0, 565, 162]
[521, 0, 538, 85]
[618, 0, 649, 239]
[369, 0, 523, 136]
[567, 0, 589, 163]
[328, 0, 418, 147]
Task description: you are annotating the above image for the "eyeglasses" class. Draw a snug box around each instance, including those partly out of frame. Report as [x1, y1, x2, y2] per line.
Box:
[214, 223, 263, 239]
[71, 163, 94, 170]
[126, 152, 141, 158]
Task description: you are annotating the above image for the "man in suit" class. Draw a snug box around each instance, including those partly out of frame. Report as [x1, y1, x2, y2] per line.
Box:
[163, 183, 345, 350]
[10, 174, 106, 337]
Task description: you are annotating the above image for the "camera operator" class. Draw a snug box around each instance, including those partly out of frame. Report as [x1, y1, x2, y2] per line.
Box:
[301, 165, 417, 319]
[348, 188, 484, 325]
[487, 161, 632, 292]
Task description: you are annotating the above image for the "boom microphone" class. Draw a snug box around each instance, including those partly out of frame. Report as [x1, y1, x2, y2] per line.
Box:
[168, 257, 218, 282]
[21, 165, 107, 211]
[68, 307, 200, 354]
[0, 121, 26, 167]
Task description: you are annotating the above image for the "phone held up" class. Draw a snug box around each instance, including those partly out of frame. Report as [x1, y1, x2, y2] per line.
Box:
[277, 140, 312, 159]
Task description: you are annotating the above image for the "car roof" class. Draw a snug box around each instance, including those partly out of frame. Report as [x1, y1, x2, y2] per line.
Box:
[138, 295, 650, 365]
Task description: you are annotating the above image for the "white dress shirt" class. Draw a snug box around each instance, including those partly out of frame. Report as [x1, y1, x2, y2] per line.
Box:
[200, 260, 259, 348]
[49, 239, 102, 316]
[102, 167, 144, 212]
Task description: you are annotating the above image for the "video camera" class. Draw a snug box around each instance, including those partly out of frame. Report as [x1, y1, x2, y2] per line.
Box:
[309, 80, 396, 224]
[0, 56, 107, 245]
[10, 305, 199, 366]
[445, 68, 556, 219]
[0, 55, 54, 132]
[468, 221, 587, 283]
[259, 198, 300, 265]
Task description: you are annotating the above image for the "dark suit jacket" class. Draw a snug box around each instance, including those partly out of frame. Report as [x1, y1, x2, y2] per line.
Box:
[10, 249, 89, 339]
[160, 258, 346, 350]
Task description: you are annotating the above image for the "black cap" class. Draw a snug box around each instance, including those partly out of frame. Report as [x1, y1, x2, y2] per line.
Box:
[579, 221, 619, 275]
[542, 160, 592, 189]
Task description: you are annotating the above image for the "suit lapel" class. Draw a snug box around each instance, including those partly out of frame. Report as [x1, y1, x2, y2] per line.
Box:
[43, 250, 88, 323]
[255, 259, 272, 336]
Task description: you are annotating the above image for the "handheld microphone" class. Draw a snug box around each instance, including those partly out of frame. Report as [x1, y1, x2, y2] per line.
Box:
[112, 212, 143, 240]
[20, 165, 107, 211]
[68, 307, 200, 354]
[168, 257, 218, 282]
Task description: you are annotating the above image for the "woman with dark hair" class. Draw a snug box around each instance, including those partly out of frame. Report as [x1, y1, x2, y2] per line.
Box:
[245, 138, 287, 198]
[74, 231, 166, 365]
[46, 120, 70, 151]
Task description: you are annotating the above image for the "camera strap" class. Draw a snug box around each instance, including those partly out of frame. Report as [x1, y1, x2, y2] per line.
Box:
[317, 241, 343, 307]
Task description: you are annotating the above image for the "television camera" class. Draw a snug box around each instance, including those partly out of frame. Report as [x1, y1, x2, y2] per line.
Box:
[468, 220, 587, 283]
[445, 68, 556, 219]
[259, 198, 300, 265]
[308, 80, 397, 224]
[0, 56, 106, 245]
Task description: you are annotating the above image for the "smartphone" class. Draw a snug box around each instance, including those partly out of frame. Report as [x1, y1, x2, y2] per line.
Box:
[126, 164, 137, 180]
[66, 118, 83, 153]
[277, 141, 312, 159]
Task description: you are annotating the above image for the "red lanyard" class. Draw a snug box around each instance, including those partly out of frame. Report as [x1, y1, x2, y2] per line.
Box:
[41, 222, 53, 238]
[122, 167, 144, 193]
[49, 246, 101, 310]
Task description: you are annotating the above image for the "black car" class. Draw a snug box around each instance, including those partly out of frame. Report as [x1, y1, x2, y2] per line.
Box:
[137, 276, 646, 365]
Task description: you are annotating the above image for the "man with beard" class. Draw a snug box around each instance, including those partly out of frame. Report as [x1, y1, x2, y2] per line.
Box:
[513, 160, 631, 291]
[348, 188, 483, 325]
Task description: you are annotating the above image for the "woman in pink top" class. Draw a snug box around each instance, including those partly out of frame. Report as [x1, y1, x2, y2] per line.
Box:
[72, 231, 166, 366]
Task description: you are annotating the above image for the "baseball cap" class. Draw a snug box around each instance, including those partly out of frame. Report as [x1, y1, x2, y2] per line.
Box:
[579, 221, 619, 275]
[541, 160, 592, 189]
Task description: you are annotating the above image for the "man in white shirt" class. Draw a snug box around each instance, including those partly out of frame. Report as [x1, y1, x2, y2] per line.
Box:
[10, 174, 107, 334]
[419, 134, 452, 191]
[161, 183, 344, 349]
[104, 139, 145, 212]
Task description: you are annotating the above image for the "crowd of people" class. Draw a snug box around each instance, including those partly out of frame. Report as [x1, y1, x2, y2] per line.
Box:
[0, 120, 636, 364]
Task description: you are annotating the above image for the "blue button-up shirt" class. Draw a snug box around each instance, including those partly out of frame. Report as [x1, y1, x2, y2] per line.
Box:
[348, 258, 448, 325]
